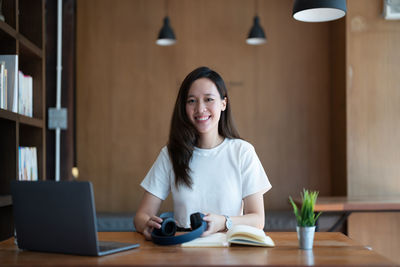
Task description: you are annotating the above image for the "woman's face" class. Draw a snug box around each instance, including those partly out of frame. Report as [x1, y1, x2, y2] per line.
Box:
[185, 78, 226, 137]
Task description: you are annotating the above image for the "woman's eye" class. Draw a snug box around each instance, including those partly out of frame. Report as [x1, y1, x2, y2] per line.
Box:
[206, 98, 214, 102]
[187, 99, 195, 104]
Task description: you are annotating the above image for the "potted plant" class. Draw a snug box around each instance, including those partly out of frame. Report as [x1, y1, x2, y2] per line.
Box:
[289, 189, 321, 250]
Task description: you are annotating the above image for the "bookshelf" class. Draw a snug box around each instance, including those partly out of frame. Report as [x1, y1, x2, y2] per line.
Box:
[0, 0, 45, 241]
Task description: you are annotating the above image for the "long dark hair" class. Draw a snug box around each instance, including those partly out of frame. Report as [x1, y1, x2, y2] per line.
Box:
[167, 66, 240, 188]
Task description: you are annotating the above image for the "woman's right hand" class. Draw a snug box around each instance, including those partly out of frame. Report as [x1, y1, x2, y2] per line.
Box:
[143, 215, 163, 240]
[134, 192, 163, 240]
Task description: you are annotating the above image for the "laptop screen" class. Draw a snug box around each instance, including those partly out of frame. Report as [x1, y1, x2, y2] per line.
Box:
[11, 181, 100, 255]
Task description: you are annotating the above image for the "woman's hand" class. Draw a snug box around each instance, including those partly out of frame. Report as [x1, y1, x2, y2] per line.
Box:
[134, 192, 163, 240]
[142, 215, 163, 240]
[201, 213, 226, 236]
[200, 192, 266, 237]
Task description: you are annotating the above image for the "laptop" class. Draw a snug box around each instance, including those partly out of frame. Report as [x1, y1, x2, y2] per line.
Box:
[11, 180, 139, 256]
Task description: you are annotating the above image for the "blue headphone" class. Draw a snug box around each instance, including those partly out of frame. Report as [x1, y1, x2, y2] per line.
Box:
[151, 212, 207, 245]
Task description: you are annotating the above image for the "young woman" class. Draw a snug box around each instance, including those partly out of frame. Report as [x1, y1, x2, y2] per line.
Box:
[134, 66, 271, 240]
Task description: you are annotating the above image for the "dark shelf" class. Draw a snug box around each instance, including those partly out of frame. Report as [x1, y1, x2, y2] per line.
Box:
[19, 34, 43, 59]
[0, 21, 43, 58]
[0, 0, 45, 242]
[0, 195, 12, 207]
[0, 109, 18, 121]
[0, 20, 17, 39]
[0, 109, 44, 128]
[19, 0, 43, 49]
[1, 0, 17, 29]
[19, 115, 43, 128]
[0, 21, 17, 54]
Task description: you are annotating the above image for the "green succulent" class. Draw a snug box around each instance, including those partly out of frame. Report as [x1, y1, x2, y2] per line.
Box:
[289, 189, 322, 227]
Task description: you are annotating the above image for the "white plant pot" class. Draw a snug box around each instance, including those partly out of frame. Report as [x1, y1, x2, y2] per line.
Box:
[296, 226, 316, 250]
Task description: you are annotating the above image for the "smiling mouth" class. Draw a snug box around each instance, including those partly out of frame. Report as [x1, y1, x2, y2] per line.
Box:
[195, 116, 210, 122]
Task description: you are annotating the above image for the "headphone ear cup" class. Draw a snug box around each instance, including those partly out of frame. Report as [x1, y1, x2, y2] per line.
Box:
[152, 212, 207, 245]
[153, 217, 177, 237]
[190, 212, 204, 230]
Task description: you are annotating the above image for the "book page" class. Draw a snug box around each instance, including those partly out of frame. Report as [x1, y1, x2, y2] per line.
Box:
[227, 225, 275, 247]
[229, 235, 275, 247]
[181, 233, 229, 247]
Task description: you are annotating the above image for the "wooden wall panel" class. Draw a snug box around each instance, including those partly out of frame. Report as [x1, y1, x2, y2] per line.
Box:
[348, 212, 400, 264]
[347, 0, 400, 197]
[346, 0, 400, 264]
[76, 0, 333, 212]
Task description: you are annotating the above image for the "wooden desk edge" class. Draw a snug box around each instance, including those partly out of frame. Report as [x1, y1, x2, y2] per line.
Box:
[0, 232, 397, 267]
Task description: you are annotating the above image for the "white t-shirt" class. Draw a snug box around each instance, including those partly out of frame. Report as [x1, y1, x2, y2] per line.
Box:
[140, 138, 272, 228]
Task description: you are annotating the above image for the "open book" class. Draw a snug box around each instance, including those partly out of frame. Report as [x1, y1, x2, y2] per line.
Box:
[181, 225, 275, 248]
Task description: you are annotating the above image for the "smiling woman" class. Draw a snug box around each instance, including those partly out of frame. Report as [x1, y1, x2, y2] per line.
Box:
[134, 67, 272, 241]
[169, 67, 239, 189]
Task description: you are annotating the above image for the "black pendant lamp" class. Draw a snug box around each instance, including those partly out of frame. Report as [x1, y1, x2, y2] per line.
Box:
[156, 0, 176, 46]
[293, 0, 347, 22]
[246, 16, 266, 45]
[246, 0, 266, 45]
[156, 16, 176, 46]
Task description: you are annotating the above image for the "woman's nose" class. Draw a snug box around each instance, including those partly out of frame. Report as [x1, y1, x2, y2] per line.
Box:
[196, 101, 206, 112]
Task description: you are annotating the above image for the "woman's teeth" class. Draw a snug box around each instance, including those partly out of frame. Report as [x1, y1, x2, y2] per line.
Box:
[196, 116, 209, 121]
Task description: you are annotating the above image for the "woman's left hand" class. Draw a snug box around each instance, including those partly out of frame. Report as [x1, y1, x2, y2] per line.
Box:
[201, 213, 226, 236]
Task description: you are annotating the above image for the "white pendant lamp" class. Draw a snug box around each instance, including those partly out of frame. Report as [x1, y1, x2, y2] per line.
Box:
[293, 0, 347, 22]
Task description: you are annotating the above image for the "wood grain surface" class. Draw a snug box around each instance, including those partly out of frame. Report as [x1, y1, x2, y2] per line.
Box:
[0, 232, 395, 266]
[345, 1, 400, 264]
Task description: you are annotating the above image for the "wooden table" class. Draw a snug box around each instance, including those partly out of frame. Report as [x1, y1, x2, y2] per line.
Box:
[0, 232, 396, 266]
[295, 196, 400, 232]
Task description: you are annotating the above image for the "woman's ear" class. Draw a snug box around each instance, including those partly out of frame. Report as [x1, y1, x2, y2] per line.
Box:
[221, 97, 227, 111]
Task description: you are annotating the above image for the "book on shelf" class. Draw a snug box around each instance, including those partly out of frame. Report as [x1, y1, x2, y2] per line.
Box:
[18, 147, 38, 181]
[18, 70, 33, 117]
[0, 55, 18, 112]
[0, 61, 4, 109]
[181, 224, 275, 248]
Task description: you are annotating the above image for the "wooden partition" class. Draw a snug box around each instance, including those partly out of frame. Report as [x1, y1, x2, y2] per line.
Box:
[346, 0, 400, 263]
[76, 0, 339, 212]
